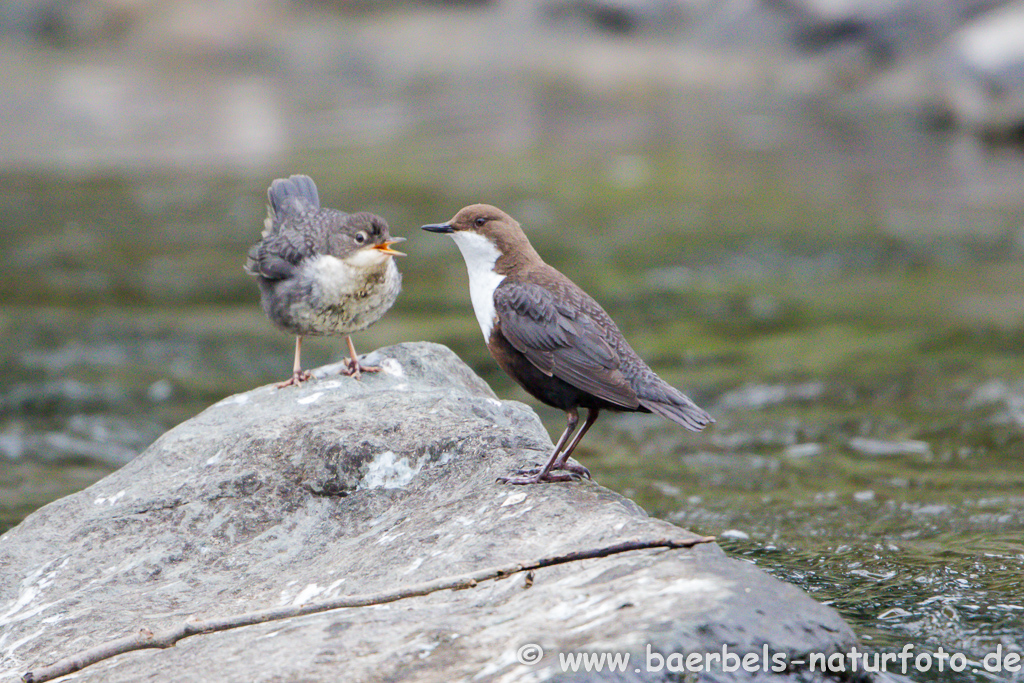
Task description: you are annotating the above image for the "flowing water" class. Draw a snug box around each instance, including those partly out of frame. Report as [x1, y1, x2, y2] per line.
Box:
[2, 90, 1024, 681]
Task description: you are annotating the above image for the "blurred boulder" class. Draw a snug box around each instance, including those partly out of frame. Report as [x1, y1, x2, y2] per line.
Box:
[543, 0, 708, 34]
[0, 0, 139, 45]
[692, 0, 1006, 62]
[939, 0, 1024, 136]
[781, 0, 1003, 63]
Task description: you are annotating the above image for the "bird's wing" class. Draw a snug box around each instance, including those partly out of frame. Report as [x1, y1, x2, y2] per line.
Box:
[248, 173, 361, 282]
[248, 209, 357, 279]
[245, 175, 328, 279]
[245, 229, 317, 280]
[494, 279, 640, 409]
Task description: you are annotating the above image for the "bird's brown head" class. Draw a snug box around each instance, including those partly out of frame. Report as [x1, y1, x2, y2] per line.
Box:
[421, 204, 540, 273]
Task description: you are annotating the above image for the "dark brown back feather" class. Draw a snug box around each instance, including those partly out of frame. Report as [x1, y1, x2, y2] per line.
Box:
[494, 275, 640, 409]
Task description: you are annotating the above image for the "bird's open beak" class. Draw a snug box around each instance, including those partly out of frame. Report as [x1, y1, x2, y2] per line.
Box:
[421, 222, 454, 234]
[373, 236, 406, 256]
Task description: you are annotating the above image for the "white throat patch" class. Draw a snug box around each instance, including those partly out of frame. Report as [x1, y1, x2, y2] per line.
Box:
[450, 231, 505, 340]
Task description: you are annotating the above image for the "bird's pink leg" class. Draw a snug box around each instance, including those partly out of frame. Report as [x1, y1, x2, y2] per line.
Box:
[338, 336, 382, 380]
[276, 336, 313, 388]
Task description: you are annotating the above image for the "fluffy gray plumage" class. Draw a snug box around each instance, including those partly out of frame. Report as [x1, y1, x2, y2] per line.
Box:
[245, 175, 403, 385]
[246, 175, 401, 337]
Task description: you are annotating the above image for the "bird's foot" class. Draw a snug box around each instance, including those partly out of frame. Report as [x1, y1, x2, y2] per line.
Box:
[338, 357, 382, 381]
[497, 463, 590, 485]
[505, 462, 591, 480]
[496, 470, 583, 485]
[276, 369, 313, 389]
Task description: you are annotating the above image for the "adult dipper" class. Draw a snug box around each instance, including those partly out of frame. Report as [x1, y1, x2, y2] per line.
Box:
[422, 204, 712, 484]
[246, 175, 405, 387]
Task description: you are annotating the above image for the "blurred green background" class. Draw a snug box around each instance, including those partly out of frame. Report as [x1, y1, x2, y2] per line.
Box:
[2, 0, 1024, 679]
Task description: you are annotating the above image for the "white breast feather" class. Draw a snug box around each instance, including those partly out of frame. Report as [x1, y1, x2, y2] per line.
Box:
[450, 231, 505, 341]
[309, 249, 389, 302]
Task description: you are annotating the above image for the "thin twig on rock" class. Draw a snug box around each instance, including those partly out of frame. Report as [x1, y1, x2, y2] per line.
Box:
[23, 535, 713, 682]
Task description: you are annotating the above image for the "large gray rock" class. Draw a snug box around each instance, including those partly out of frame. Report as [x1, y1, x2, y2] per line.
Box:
[0, 343, 859, 682]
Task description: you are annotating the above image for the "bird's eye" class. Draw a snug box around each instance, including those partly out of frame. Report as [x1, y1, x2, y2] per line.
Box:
[354, 231, 367, 244]
[474, 217, 486, 227]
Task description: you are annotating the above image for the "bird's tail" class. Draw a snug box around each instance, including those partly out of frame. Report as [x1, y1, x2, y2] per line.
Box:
[264, 175, 321, 234]
[638, 383, 714, 432]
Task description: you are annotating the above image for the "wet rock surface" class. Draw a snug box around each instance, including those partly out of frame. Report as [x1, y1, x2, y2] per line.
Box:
[0, 342, 857, 682]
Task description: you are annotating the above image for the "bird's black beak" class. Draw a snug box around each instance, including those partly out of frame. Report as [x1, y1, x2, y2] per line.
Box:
[421, 222, 454, 234]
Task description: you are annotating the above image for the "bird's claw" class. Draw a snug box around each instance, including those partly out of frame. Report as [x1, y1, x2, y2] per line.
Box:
[497, 466, 588, 485]
[496, 472, 583, 485]
[510, 464, 543, 477]
[276, 369, 313, 389]
[504, 462, 591, 480]
[561, 462, 592, 479]
[338, 358, 382, 380]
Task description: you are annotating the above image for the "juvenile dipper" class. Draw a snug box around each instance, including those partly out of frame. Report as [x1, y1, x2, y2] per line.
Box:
[246, 175, 405, 387]
[422, 205, 712, 484]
